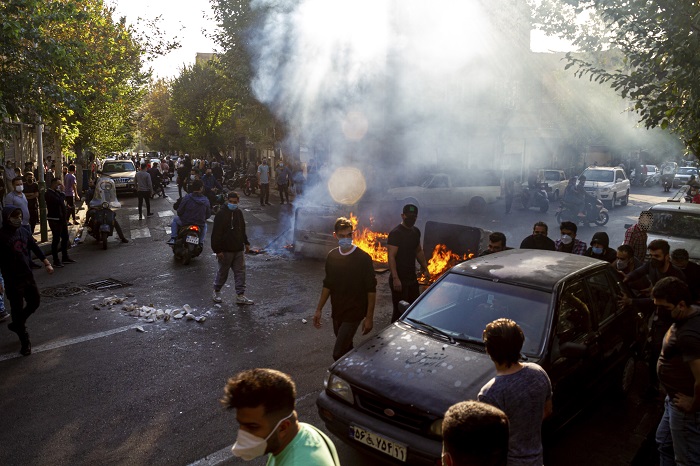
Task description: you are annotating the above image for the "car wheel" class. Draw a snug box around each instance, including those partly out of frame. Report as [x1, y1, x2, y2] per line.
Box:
[616, 355, 636, 396]
[468, 196, 486, 214]
[620, 190, 629, 206]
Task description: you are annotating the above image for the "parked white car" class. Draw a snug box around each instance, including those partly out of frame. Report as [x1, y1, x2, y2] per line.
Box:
[580, 166, 630, 208]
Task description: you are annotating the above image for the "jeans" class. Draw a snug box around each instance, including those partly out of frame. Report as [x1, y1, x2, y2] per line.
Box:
[137, 191, 151, 216]
[5, 279, 41, 332]
[657, 395, 700, 465]
[259, 183, 270, 205]
[49, 220, 69, 262]
[213, 251, 246, 295]
[170, 216, 207, 243]
[389, 276, 420, 323]
[332, 319, 362, 361]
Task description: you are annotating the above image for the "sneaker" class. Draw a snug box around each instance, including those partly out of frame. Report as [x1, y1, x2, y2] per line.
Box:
[0, 311, 10, 322]
[236, 295, 254, 305]
[166, 238, 176, 246]
[147, 212, 154, 217]
[121, 238, 129, 244]
[212, 291, 223, 303]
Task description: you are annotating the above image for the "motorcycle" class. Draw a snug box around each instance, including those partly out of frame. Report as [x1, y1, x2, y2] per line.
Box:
[207, 188, 227, 214]
[171, 224, 203, 265]
[555, 198, 609, 226]
[243, 175, 258, 196]
[224, 170, 246, 191]
[87, 202, 117, 250]
[643, 172, 661, 187]
[520, 182, 549, 213]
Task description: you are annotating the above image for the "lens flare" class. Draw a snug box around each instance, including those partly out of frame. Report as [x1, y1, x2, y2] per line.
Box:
[327, 167, 366, 205]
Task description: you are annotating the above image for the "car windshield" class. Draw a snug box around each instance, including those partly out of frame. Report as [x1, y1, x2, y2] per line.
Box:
[678, 168, 698, 175]
[404, 273, 551, 357]
[648, 211, 700, 240]
[581, 169, 613, 182]
[543, 171, 560, 181]
[102, 161, 135, 173]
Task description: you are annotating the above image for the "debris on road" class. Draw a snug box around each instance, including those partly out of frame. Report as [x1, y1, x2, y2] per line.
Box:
[91, 295, 209, 326]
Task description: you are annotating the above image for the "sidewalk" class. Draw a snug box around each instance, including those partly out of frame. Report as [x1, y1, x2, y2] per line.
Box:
[33, 200, 87, 257]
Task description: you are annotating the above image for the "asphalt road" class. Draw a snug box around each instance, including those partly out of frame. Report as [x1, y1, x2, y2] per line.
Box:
[0, 181, 672, 466]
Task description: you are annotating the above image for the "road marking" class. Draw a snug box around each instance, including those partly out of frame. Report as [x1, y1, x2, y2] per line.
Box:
[131, 228, 151, 239]
[158, 210, 174, 217]
[252, 213, 276, 222]
[0, 324, 141, 362]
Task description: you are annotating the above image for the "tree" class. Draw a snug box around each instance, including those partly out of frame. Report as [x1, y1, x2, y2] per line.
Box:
[532, 0, 700, 159]
[140, 79, 182, 153]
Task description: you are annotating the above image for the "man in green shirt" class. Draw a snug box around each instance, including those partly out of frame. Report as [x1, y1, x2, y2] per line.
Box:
[222, 368, 340, 465]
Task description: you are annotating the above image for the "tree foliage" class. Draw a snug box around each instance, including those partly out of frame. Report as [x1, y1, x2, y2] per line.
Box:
[140, 79, 181, 153]
[532, 0, 700, 159]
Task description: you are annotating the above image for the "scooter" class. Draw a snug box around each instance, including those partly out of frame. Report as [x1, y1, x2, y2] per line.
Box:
[520, 182, 549, 213]
[171, 224, 203, 265]
[661, 173, 674, 192]
[87, 202, 117, 250]
[556, 198, 609, 226]
[243, 175, 258, 196]
[643, 172, 661, 187]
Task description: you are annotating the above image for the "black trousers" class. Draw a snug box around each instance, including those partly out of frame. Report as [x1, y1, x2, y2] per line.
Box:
[49, 220, 69, 262]
[259, 183, 270, 205]
[66, 195, 76, 221]
[278, 184, 289, 203]
[6, 279, 41, 332]
[137, 191, 151, 216]
[389, 276, 420, 323]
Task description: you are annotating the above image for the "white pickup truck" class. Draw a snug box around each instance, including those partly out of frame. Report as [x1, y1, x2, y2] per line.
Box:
[386, 173, 500, 213]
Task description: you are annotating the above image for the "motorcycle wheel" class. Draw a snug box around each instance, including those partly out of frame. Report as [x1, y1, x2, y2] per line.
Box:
[244, 186, 252, 196]
[101, 231, 109, 250]
[594, 212, 610, 226]
[181, 248, 191, 265]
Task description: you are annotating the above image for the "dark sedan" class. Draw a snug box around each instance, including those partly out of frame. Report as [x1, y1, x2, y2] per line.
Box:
[317, 250, 645, 465]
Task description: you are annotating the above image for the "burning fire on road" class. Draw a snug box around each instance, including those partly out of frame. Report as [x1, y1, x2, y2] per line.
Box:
[348, 213, 473, 284]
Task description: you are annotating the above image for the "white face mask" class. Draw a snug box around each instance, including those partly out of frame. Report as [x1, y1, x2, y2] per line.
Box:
[231, 413, 293, 461]
[15, 184, 23, 193]
[560, 234, 573, 245]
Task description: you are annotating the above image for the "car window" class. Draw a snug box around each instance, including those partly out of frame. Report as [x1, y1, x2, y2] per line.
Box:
[405, 273, 552, 356]
[615, 170, 626, 181]
[102, 162, 135, 172]
[582, 169, 613, 183]
[648, 211, 700, 240]
[551, 281, 591, 361]
[544, 171, 560, 181]
[584, 271, 618, 325]
[429, 175, 449, 188]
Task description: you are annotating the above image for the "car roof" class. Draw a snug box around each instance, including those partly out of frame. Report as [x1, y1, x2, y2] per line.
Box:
[583, 166, 619, 170]
[450, 249, 605, 291]
[649, 202, 700, 213]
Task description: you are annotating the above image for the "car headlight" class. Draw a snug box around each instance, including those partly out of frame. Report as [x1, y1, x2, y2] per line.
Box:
[430, 418, 444, 437]
[326, 372, 354, 404]
[601, 187, 610, 192]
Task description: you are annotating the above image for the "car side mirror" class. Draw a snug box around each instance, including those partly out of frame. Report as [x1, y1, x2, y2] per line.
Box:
[398, 300, 411, 314]
[559, 342, 589, 358]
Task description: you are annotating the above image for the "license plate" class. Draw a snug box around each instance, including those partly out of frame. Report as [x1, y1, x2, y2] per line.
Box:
[185, 235, 199, 245]
[349, 425, 407, 462]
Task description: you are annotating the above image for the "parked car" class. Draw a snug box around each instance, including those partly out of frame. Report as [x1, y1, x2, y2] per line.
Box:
[643, 202, 700, 264]
[100, 160, 137, 194]
[673, 166, 699, 188]
[538, 169, 568, 200]
[317, 250, 644, 465]
[580, 166, 630, 208]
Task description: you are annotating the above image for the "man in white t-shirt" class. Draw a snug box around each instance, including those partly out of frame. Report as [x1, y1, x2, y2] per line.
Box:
[257, 159, 271, 206]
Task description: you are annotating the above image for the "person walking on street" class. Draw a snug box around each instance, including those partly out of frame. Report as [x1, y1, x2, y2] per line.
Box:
[478, 318, 552, 466]
[23, 171, 40, 233]
[211, 192, 254, 305]
[313, 217, 377, 361]
[275, 161, 292, 204]
[64, 164, 79, 224]
[258, 159, 271, 206]
[388, 204, 429, 322]
[222, 368, 340, 465]
[0, 206, 54, 355]
[135, 163, 153, 220]
[651, 277, 700, 465]
[45, 178, 76, 267]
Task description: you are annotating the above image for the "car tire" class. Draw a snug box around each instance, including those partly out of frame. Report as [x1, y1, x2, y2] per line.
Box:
[468, 196, 486, 214]
[620, 190, 629, 206]
[615, 355, 636, 396]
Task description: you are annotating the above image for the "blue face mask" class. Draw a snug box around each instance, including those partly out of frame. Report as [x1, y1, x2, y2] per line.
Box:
[592, 246, 603, 255]
[338, 238, 353, 248]
[227, 203, 238, 210]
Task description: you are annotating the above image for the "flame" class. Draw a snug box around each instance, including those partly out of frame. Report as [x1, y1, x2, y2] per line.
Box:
[349, 213, 388, 263]
[421, 244, 473, 284]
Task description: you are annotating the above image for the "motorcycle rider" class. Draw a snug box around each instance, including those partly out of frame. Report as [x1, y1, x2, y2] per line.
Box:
[84, 171, 129, 244]
[148, 162, 165, 198]
[167, 179, 211, 245]
[202, 168, 223, 205]
[584, 232, 617, 263]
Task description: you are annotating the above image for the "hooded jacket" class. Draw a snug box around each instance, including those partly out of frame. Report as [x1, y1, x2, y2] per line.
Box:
[0, 206, 46, 283]
[211, 206, 249, 253]
[584, 231, 617, 263]
[177, 192, 211, 227]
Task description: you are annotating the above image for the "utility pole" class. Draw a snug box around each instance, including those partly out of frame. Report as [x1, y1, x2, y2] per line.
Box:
[37, 116, 48, 242]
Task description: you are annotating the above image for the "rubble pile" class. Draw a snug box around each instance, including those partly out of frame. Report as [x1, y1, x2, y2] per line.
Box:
[93, 295, 209, 324]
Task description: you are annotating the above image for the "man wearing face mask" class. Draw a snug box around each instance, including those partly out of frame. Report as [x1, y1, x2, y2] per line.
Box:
[4, 177, 42, 268]
[211, 191, 253, 305]
[621, 239, 687, 396]
[313, 217, 377, 361]
[554, 221, 587, 255]
[584, 231, 617, 263]
[651, 277, 700, 465]
[519, 221, 556, 251]
[258, 159, 271, 206]
[624, 212, 652, 263]
[388, 204, 429, 322]
[222, 368, 340, 465]
[671, 249, 700, 303]
[0, 206, 54, 355]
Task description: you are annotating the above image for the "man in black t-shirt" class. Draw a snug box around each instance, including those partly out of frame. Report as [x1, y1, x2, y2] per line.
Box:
[652, 277, 700, 465]
[314, 217, 377, 361]
[387, 204, 429, 323]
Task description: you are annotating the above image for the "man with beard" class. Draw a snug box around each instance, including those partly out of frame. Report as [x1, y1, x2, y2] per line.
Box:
[651, 277, 700, 465]
[671, 248, 700, 304]
[0, 206, 54, 355]
[621, 239, 687, 396]
[388, 204, 429, 322]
